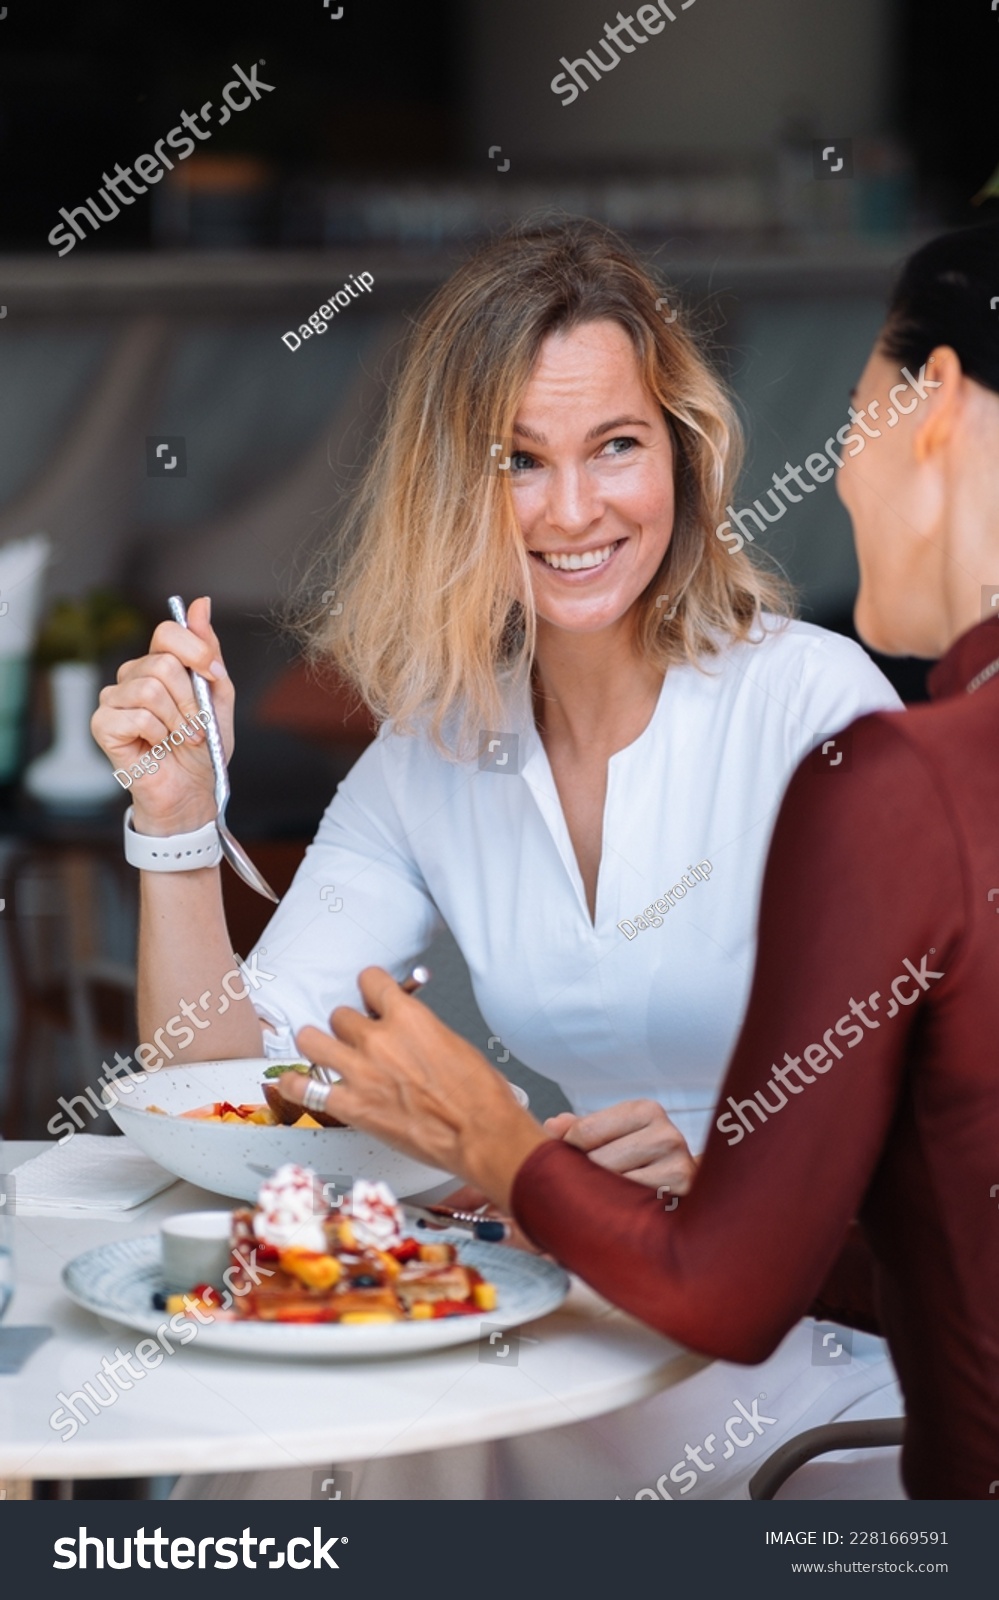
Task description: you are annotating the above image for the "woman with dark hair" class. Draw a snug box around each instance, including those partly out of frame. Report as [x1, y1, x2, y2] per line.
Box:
[281, 221, 999, 1499]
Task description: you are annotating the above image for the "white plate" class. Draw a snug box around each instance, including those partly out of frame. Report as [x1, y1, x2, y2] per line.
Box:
[61, 1231, 569, 1360]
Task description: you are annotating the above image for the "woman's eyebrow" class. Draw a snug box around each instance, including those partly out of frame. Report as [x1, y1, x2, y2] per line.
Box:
[585, 416, 652, 441]
[511, 416, 652, 446]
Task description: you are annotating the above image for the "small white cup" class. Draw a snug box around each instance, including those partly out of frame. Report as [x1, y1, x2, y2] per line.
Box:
[160, 1211, 232, 1293]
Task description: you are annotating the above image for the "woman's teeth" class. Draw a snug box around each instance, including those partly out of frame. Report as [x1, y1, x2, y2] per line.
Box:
[539, 541, 619, 571]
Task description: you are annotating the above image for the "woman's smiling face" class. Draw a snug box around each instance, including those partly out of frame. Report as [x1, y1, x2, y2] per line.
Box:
[511, 319, 676, 636]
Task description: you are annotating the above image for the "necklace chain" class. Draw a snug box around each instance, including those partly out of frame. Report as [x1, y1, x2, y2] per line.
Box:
[966, 655, 999, 695]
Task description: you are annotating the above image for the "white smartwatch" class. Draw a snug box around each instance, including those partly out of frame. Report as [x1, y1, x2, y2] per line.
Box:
[123, 805, 223, 871]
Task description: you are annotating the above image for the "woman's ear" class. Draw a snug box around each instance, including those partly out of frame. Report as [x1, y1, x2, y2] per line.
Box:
[913, 346, 964, 463]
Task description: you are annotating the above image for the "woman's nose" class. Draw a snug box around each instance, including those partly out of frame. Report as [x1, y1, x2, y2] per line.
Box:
[544, 464, 601, 534]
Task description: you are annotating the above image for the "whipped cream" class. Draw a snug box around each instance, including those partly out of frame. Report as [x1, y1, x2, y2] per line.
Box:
[348, 1179, 406, 1250]
[253, 1163, 328, 1253]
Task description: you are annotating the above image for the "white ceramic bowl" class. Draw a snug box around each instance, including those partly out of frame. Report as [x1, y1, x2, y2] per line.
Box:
[108, 1058, 456, 1204]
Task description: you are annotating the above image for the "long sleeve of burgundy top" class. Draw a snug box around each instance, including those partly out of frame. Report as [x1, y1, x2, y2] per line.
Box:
[512, 618, 999, 1499]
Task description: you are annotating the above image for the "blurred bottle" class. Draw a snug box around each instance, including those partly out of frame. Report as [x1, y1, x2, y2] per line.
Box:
[852, 135, 915, 238]
[152, 156, 278, 249]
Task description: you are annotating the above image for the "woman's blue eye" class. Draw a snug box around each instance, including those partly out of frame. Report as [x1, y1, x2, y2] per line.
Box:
[508, 437, 639, 473]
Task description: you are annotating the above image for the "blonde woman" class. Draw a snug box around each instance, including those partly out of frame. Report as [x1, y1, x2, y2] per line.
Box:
[93, 220, 902, 1499]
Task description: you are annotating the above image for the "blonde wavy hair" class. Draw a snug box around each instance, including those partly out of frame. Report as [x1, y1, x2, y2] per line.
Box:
[298, 218, 792, 759]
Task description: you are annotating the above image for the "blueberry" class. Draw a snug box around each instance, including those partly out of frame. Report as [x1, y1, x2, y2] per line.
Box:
[352, 1274, 380, 1288]
[152, 1291, 167, 1310]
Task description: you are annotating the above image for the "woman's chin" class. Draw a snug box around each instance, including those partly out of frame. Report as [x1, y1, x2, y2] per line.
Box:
[535, 597, 634, 635]
[855, 604, 932, 661]
[854, 594, 901, 658]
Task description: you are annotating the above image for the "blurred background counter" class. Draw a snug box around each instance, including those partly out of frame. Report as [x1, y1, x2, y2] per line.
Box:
[1, 0, 994, 1132]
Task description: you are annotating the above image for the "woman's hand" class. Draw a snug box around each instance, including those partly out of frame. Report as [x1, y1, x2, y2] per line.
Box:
[90, 595, 232, 836]
[279, 968, 548, 1212]
[543, 1100, 696, 1197]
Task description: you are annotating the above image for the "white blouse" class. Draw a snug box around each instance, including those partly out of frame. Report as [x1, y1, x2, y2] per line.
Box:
[251, 619, 901, 1152]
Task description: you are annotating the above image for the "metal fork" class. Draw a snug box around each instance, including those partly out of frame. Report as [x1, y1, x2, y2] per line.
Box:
[307, 965, 431, 1085]
[167, 595, 279, 903]
[406, 1203, 510, 1244]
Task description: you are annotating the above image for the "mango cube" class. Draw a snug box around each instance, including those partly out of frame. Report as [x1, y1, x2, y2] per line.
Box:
[280, 1250, 342, 1290]
[418, 1241, 456, 1265]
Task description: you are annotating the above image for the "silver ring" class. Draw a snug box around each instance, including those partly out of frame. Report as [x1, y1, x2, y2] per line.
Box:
[302, 1079, 330, 1115]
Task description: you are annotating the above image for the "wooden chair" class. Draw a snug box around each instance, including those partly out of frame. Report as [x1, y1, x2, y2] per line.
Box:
[1, 832, 314, 1138]
[219, 839, 308, 961]
[1, 841, 137, 1138]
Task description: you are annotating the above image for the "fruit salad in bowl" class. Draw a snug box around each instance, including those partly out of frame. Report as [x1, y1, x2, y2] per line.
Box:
[107, 1058, 453, 1201]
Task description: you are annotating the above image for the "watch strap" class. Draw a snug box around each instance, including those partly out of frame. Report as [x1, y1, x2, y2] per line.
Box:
[123, 805, 222, 871]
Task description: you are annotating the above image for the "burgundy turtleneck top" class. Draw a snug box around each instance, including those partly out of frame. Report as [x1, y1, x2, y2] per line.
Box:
[512, 618, 999, 1499]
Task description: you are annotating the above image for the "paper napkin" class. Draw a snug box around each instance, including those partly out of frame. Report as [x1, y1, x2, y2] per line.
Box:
[7, 1135, 178, 1216]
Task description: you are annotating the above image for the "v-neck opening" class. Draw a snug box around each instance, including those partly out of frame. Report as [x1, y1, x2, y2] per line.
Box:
[518, 672, 669, 931]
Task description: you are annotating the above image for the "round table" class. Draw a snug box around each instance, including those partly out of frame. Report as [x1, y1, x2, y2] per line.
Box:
[0, 1142, 706, 1486]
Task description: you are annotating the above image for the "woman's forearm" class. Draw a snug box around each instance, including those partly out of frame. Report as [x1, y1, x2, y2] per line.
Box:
[137, 866, 265, 1063]
[89, 596, 263, 1063]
